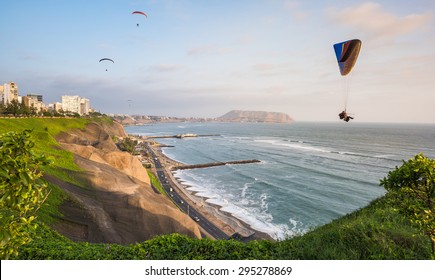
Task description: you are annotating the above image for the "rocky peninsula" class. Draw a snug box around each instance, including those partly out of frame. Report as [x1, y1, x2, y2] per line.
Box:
[110, 110, 294, 125]
[217, 110, 294, 123]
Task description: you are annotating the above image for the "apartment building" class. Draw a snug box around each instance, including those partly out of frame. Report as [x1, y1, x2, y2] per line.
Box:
[2, 82, 19, 104]
[61, 95, 90, 115]
[22, 95, 44, 113]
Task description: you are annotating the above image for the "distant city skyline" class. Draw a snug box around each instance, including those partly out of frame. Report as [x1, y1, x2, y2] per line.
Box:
[0, 81, 91, 115]
[1, 1, 434, 123]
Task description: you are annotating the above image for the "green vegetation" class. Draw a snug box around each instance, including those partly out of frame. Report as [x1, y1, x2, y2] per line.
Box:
[147, 169, 167, 195]
[118, 137, 138, 154]
[15, 197, 433, 259]
[0, 117, 433, 260]
[0, 118, 89, 224]
[0, 130, 52, 259]
[0, 118, 89, 186]
[380, 154, 435, 254]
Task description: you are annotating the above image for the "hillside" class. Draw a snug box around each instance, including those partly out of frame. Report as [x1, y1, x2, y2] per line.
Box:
[0, 117, 201, 244]
[218, 110, 294, 123]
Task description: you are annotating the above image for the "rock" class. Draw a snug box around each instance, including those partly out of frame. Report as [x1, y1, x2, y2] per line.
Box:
[52, 121, 202, 244]
[218, 110, 294, 123]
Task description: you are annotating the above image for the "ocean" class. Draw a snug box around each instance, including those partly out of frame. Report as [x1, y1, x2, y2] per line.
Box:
[125, 122, 435, 240]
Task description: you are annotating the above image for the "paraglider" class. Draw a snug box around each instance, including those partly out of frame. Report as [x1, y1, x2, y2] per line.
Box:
[132, 11, 147, 27]
[339, 110, 354, 122]
[333, 39, 361, 122]
[99, 58, 114, 71]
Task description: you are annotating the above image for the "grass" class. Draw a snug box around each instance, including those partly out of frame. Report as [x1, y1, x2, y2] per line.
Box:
[16, 196, 433, 259]
[0, 118, 88, 174]
[147, 169, 167, 195]
[0, 117, 90, 224]
[1, 117, 433, 260]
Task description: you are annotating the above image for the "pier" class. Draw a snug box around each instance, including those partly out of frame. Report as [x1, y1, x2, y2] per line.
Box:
[146, 134, 220, 139]
[171, 159, 261, 171]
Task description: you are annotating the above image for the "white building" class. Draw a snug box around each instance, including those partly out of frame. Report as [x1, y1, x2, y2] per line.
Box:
[62, 95, 81, 114]
[80, 98, 90, 116]
[0, 84, 3, 103]
[2, 82, 19, 105]
[61, 95, 90, 115]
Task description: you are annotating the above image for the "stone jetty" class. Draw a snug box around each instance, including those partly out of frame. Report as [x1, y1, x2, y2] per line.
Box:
[146, 134, 220, 139]
[171, 159, 261, 171]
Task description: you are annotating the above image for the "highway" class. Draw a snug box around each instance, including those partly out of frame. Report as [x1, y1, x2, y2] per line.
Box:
[146, 143, 229, 240]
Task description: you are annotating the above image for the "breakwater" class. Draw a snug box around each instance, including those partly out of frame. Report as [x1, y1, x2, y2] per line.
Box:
[171, 159, 261, 171]
[147, 134, 220, 139]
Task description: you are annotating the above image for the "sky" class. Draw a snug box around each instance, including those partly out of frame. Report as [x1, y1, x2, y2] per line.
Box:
[1, 0, 435, 123]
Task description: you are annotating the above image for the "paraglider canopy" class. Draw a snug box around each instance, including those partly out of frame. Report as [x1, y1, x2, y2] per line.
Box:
[132, 11, 147, 27]
[99, 58, 114, 71]
[333, 39, 361, 76]
[99, 58, 114, 63]
[132, 11, 147, 17]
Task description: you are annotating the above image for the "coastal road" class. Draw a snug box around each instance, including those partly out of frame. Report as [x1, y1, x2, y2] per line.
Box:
[146, 143, 229, 240]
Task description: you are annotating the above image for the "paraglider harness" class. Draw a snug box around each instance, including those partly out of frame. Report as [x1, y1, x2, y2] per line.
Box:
[339, 110, 354, 122]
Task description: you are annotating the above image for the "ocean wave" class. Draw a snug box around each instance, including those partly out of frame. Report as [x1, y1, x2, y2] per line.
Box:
[254, 139, 332, 153]
[241, 178, 257, 198]
[214, 199, 302, 240]
[254, 138, 399, 162]
[175, 170, 304, 240]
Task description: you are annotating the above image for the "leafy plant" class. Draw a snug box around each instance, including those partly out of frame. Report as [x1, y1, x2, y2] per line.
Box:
[118, 137, 138, 154]
[380, 154, 435, 254]
[0, 130, 53, 259]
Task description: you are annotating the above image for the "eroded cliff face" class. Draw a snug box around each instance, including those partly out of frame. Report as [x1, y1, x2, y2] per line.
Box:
[50, 121, 201, 244]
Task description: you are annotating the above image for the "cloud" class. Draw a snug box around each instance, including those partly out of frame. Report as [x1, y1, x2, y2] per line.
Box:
[283, 0, 299, 10]
[239, 34, 256, 45]
[283, 0, 308, 21]
[252, 63, 276, 71]
[327, 2, 432, 40]
[153, 64, 182, 72]
[187, 45, 232, 56]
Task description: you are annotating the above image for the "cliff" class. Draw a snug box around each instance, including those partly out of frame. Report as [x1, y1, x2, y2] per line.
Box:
[218, 110, 294, 123]
[50, 120, 201, 244]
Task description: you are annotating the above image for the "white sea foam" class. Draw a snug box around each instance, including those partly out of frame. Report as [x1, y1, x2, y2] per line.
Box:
[241, 178, 257, 198]
[254, 139, 332, 153]
[260, 193, 268, 212]
[176, 173, 304, 239]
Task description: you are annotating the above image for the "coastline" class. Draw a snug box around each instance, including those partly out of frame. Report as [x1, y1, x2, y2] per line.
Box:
[144, 138, 273, 241]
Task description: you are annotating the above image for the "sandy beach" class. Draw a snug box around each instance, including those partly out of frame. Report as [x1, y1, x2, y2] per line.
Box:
[143, 138, 273, 241]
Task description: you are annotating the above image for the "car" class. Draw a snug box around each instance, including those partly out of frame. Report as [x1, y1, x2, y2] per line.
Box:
[194, 216, 200, 222]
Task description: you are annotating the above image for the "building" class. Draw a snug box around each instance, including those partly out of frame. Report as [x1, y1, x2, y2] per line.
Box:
[62, 95, 81, 114]
[27, 94, 43, 102]
[22, 95, 44, 113]
[46, 102, 63, 113]
[2, 82, 18, 105]
[80, 98, 90, 116]
[0, 84, 3, 103]
[0, 81, 94, 115]
[61, 95, 90, 115]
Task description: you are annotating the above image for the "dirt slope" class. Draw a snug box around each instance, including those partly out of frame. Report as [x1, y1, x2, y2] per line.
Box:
[49, 121, 201, 244]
